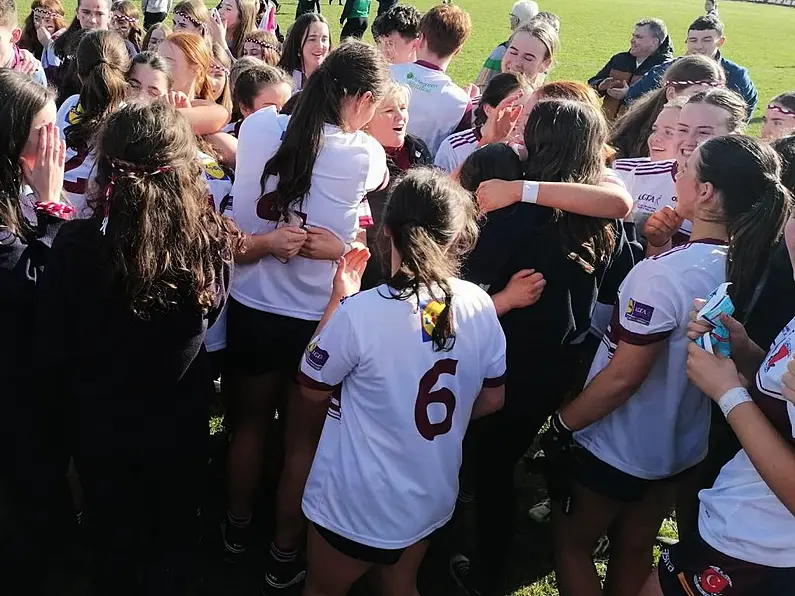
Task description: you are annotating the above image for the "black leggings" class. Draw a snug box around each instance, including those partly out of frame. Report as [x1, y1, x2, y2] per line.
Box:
[143, 11, 167, 29]
[341, 17, 368, 40]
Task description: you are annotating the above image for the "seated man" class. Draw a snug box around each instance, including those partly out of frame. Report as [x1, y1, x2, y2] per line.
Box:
[623, 14, 757, 116]
[390, 3, 473, 157]
[371, 4, 421, 64]
[588, 18, 673, 119]
[473, 0, 538, 90]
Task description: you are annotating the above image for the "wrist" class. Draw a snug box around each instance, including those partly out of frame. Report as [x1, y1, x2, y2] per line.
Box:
[716, 386, 752, 418]
[521, 181, 540, 204]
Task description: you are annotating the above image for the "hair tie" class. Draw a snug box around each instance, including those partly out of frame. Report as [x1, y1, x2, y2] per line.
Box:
[173, 10, 202, 27]
[101, 160, 172, 234]
[665, 79, 723, 89]
[768, 103, 795, 116]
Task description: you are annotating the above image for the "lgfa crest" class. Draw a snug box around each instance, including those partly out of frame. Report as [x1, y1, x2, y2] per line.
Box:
[420, 300, 445, 343]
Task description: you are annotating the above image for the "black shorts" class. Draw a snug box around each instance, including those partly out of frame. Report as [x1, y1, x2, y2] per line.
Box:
[226, 298, 318, 376]
[570, 444, 686, 503]
[658, 534, 795, 596]
[313, 523, 406, 566]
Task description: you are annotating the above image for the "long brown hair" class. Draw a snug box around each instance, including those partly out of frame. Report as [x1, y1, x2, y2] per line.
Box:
[242, 29, 282, 65]
[19, 0, 68, 58]
[65, 30, 129, 152]
[111, 0, 143, 51]
[166, 32, 214, 100]
[382, 168, 480, 352]
[226, 0, 259, 58]
[610, 54, 725, 159]
[89, 101, 242, 318]
[524, 99, 616, 273]
[0, 70, 53, 238]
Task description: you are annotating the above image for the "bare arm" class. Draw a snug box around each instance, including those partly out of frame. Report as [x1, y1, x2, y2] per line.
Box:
[561, 340, 665, 430]
[472, 385, 505, 419]
[180, 100, 231, 136]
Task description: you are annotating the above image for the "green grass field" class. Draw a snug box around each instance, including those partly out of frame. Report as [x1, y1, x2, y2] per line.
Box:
[19, 1, 794, 594]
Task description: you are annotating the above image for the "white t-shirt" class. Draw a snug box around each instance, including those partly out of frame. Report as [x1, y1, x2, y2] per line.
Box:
[200, 152, 234, 353]
[57, 95, 97, 218]
[231, 107, 388, 321]
[699, 319, 795, 567]
[434, 127, 481, 173]
[613, 158, 692, 237]
[575, 240, 728, 479]
[299, 279, 507, 549]
[390, 61, 471, 157]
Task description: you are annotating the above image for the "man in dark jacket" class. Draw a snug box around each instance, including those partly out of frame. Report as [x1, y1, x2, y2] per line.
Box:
[589, 18, 673, 119]
[623, 14, 758, 116]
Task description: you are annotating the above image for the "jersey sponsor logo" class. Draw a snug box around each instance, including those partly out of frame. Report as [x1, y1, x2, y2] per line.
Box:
[203, 160, 227, 180]
[765, 340, 791, 373]
[420, 299, 446, 343]
[305, 339, 329, 371]
[694, 566, 732, 595]
[625, 298, 654, 326]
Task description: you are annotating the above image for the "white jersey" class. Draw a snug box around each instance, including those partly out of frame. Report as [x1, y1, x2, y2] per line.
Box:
[390, 61, 471, 157]
[291, 69, 305, 94]
[699, 319, 795, 567]
[231, 107, 388, 321]
[434, 127, 481, 173]
[613, 158, 692, 237]
[299, 279, 507, 549]
[200, 152, 234, 353]
[575, 240, 728, 479]
[57, 95, 98, 218]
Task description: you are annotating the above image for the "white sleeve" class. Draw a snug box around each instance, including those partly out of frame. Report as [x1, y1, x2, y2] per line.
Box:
[433, 137, 457, 173]
[363, 136, 389, 193]
[482, 302, 507, 386]
[298, 301, 360, 390]
[615, 260, 680, 345]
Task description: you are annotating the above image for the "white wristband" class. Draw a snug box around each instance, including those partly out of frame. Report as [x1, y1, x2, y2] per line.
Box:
[521, 181, 540, 204]
[717, 387, 753, 418]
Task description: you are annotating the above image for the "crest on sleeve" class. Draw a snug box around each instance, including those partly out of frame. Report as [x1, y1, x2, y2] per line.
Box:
[420, 300, 446, 343]
[625, 298, 654, 326]
[305, 338, 329, 371]
[67, 102, 83, 126]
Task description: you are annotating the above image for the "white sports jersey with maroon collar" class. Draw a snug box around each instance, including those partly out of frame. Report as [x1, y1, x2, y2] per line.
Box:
[57, 94, 98, 218]
[299, 279, 506, 549]
[390, 61, 472, 157]
[200, 152, 233, 353]
[575, 239, 728, 479]
[699, 318, 795, 567]
[434, 126, 481, 173]
[231, 107, 388, 321]
[613, 158, 692, 237]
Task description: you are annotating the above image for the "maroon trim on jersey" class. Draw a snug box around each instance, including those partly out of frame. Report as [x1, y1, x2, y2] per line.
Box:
[414, 59, 443, 72]
[296, 371, 335, 392]
[483, 373, 507, 388]
[634, 164, 676, 177]
[63, 148, 91, 195]
[616, 323, 672, 346]
[450, 130, 478, 149]
[688, 238, 728, 246]
[669, 160, 678, 182]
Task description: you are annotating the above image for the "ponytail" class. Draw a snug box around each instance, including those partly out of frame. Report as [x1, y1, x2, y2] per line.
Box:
[260, 40, 388, 215]
[697, 135, 793, 316]
[382, 169, 480, 352]
[65, 30, 129, 151]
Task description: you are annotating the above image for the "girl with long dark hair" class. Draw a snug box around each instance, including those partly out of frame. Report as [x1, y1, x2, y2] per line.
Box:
[37, 101, 241, 594]
[225, 40, 389, 590]
[299, 169, 507, 596]
[56, 29, 129, 216]
[452, 99, 624, 594]
[277, 12, 330, 94]
[638, 136, 795, 596]
[209, 0, 260, 58]
[547, 134, 790, 596]
[110, 0, 143, 52]
[0, 68, 68, 586]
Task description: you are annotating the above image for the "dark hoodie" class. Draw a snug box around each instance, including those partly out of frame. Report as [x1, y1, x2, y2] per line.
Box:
[588, 35, 674, 118]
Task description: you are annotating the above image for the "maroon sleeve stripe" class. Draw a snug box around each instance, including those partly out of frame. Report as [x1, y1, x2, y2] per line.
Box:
[483, 373, 507, 387]
[616, 324, 672, 346]
[296, 371, 335, 391]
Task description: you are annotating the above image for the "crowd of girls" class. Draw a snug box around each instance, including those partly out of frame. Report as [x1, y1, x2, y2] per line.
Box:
[1, 2, 795, 596]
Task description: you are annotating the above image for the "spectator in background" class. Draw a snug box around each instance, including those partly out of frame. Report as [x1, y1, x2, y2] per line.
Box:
[762, 92, 795, 141]
[473, 0, 538, 90]
[390, 3, 472, 157]
[141, 0, 168, 29]
[295, 0, 321, 20]
[376, 0, 397, 17]
[624, 14, 757, 116]
[371, 4, 419, 64]
[339, 0, 370, 40]
[589, 18, 673, 120]
[0, 0, 48, 86]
